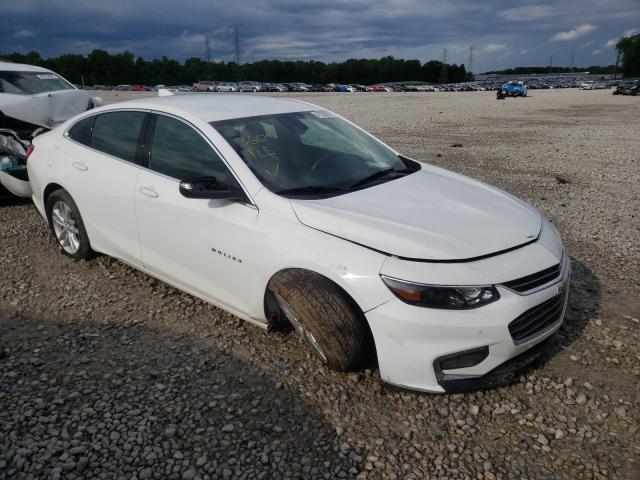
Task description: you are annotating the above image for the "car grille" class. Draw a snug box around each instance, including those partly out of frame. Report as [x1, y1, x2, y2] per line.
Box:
[508, 294, 566, 343]
[502, 263, 561, 293]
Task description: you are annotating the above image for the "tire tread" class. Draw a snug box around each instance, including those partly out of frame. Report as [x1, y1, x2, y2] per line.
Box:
[269, 269, 371, 371]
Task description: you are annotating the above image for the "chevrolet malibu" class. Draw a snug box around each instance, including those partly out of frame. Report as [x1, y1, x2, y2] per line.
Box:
[25, 94, 570, 392]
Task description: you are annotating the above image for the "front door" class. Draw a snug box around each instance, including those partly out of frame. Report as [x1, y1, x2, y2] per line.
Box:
[134, 113, 259, 316]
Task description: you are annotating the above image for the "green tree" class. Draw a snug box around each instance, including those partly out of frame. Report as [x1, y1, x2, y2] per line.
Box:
[617, 34, 640, 77]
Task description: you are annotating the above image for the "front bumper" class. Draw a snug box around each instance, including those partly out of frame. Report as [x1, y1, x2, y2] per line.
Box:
[366, 251, 570, 393]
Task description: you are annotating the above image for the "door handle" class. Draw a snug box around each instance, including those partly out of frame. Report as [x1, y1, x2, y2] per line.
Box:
[138, 185, 159, 198]
[72, 161, 88, 171]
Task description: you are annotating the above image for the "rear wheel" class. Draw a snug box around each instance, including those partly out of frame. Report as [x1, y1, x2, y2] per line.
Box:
[268, 269, 372, 370]
[46, 189, 93, 260]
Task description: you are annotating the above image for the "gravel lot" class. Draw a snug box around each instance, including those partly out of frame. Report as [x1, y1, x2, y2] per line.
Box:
[1, 89, 639, 479]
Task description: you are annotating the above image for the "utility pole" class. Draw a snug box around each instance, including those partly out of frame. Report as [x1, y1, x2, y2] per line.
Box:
[614, 49, 621, 79]
[467, 45, 474, 80]
[439, 48, 448, 84]
[232, 25, 242, 81]
[204, 34, 212, 79]
[570, 52, 574, 73]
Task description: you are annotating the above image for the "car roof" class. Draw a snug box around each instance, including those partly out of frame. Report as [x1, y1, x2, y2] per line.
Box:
[110, 93, 318, 122]
[0, 61, 53, 73]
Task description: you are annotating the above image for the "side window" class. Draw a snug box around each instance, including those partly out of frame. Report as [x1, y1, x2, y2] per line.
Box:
[91, 111, 146, 162]
[67, 116, 95, 146]
[149, 115, 229, 181]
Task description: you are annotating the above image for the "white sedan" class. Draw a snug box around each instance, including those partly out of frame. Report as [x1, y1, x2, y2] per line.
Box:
[216, 83, 238, 92]
[26, 94, 570, 392]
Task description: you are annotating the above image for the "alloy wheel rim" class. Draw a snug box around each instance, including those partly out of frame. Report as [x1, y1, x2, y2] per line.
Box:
[51, 201, 80, 254]
[274, 293, 328, 364]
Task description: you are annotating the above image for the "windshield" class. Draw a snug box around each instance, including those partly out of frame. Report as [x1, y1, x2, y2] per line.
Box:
[0, 71, 75, 94]
[212, 111, 418, 196]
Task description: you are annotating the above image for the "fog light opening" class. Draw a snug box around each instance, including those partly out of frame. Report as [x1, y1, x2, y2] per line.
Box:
[436, 346, 490, 372]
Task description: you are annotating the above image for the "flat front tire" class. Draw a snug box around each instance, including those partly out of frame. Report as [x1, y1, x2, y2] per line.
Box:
[46, 189, 93, 260]
[268, 270, 372, 371]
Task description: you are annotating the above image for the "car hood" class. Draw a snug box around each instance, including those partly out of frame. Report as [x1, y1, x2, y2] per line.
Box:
[0, 89, 90, 128]
[290, 165, 542, 261]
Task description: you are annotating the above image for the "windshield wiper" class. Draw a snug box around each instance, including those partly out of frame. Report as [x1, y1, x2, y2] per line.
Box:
[276, 185, 345, 196]
[348, 167, 413, 189]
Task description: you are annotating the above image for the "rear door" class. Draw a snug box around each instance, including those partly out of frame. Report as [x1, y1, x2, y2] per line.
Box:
[134, 113, 259, 315]
[64, 110, 147, 263]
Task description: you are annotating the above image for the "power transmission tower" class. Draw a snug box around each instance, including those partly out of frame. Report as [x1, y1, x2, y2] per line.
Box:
[439, 48, 448, 84]
[232, 25, 242, 81]
[467, 45, 474, 80]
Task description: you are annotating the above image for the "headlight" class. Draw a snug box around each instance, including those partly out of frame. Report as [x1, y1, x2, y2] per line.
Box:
[381, 276, 500, 309]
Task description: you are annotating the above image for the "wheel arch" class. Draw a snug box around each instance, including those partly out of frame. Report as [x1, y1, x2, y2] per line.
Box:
[43, 182, 65, 208]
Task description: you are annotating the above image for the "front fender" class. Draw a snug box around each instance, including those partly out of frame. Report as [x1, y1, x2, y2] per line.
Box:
[247, 206, 393, 322]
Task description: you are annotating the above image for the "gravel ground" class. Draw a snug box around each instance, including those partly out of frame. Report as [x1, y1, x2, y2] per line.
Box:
[1, 89, 639, 479]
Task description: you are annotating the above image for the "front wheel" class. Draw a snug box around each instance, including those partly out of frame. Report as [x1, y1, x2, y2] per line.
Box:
[46, 189, 93, 260]
[268, 270, 372, 370]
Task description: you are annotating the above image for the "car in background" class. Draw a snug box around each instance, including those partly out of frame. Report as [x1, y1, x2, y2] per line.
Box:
[309, 83, 331, 92]
[371, 85, 385, 92]
[131, 85, 151, 92]
[239, 81, 262, 92]
[25, 94, 569, 393]
[581, 81, 594, 90]
[213, 83, 236, 92]
[194, 81, 218, 92]
[264, 83, 287, 92]
[501, 81, 527, 97]
[0, 61, 103, 199]
[612, 80, 639, 95]
[117, 84, 132, 91]
[285, 83, 310, 92]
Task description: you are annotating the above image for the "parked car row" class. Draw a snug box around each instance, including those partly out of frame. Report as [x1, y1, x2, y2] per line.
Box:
[82, 75, 632, 95]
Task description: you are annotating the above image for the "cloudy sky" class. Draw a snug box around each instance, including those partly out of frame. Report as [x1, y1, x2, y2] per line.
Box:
[1, 0, 639, 72]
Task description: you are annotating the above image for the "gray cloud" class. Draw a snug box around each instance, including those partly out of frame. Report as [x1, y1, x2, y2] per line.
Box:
[1, 0, 638, 72]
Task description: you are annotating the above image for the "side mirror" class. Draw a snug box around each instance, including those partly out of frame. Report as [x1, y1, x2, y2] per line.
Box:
[179, 176, 246, 201]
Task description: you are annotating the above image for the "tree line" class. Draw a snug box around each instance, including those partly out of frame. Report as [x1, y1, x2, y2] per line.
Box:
[483, 65, 618, 76]
[0, 50, 469, 86]
[485, 37, 640, 78]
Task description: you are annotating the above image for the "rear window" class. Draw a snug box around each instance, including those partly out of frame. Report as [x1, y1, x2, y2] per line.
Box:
[0, 71, 75, 94]
[91, 111, 146, 162]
